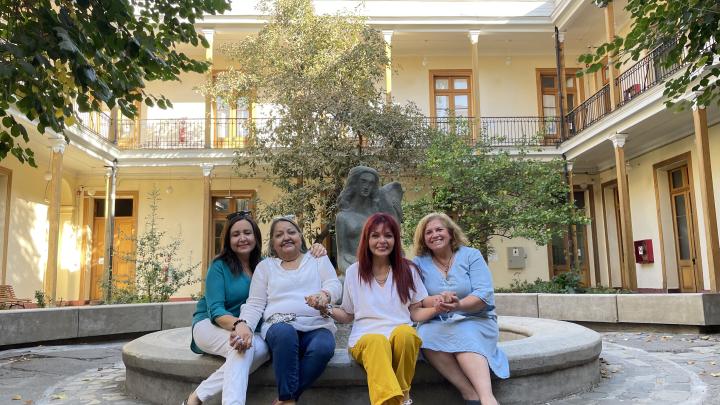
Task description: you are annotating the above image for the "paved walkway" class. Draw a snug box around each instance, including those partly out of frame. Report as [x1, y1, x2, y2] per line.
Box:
[1, 331, 719, 404]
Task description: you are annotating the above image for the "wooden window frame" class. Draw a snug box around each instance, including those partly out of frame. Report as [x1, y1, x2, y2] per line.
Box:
[535, 68, 585, 118]
[428, 69, 474, 118]
[600, 179, 622, 289]
[211, 70, 255, 148]
[210, 190, 257, 258]
[546, 187, 593, 287]
[652, 152, 703, 292]
[85, 191, 139, 301]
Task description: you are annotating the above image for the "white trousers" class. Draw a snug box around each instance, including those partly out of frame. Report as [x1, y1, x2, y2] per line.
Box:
[192, 318, 270, 405]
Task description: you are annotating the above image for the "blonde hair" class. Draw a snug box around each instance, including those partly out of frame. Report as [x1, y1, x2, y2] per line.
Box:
[412, 212, 469, 257]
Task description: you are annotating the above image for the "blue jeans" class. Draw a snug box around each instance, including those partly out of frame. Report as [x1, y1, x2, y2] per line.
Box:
[265, 323, 335, 401]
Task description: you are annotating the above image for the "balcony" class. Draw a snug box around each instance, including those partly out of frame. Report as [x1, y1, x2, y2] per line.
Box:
[76, 115, 560, 150]
[565, 39, 682, 139]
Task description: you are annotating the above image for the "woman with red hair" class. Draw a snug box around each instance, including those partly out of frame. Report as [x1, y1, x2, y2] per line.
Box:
[316, 213, 439, 405]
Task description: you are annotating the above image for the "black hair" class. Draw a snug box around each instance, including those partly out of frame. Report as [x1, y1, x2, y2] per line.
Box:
[214, 215, 262, 276]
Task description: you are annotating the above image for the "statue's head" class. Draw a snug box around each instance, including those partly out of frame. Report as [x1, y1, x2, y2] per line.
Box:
[339, 166, 380, 208]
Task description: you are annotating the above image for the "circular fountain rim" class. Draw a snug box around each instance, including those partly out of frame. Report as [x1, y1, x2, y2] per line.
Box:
[123, 316, 601, 380]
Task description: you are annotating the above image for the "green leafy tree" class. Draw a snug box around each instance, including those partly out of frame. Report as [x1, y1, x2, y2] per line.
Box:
[402, 131, 588, 256]
[0, 0, 231, 165]
[203, 0, 430, 241]
[579, 0, 719, 107]
[113, 187, 199, 303]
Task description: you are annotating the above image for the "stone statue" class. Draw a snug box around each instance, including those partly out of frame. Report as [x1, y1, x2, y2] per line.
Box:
[335, 166, 403, 274]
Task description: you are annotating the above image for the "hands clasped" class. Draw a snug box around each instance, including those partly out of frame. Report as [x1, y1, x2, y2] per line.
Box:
[229, 322, 254, 352]
[305, 291, 331, 317]
[430, 291, 460, 313]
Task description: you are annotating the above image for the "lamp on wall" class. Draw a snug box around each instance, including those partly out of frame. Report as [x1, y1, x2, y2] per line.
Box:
[421, 40, 429, 67]
[165, 166, 174, 194]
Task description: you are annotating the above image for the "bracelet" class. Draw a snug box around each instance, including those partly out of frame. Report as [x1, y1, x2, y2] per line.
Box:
[232, 318, 247, 328]
[321, 290, 331, 304]
[321, 304, 334, 318]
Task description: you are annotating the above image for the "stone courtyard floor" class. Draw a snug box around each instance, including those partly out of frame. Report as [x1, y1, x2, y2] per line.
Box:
[1, 331, 719, 404]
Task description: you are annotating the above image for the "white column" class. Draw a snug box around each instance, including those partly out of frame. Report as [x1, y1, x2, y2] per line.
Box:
[44, 136, 67, 302]
[382, 30, 394, 103]
[203, 29, 215, 149]
[201, 163, 214, 293]
[469, 30, 482, 141]
[103, 163, 117, 302]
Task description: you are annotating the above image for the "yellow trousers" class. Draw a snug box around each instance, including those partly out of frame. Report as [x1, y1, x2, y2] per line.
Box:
[349, 325, 422, 405]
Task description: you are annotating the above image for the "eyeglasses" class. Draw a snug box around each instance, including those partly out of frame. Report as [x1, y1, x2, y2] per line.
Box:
[226, 210, 252, 221]
[272, 214, 296, 222]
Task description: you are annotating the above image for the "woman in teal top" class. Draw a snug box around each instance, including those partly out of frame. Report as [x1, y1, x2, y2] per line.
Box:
[184, 211, 325, 405]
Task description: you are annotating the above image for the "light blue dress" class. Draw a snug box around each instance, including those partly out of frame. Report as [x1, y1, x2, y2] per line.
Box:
[413, 245, 509, 378]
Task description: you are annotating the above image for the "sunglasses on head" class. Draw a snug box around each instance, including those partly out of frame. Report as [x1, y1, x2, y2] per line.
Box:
[226, 210, 252, 221]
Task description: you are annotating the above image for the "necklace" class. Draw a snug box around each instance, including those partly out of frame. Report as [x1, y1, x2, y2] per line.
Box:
[373, 265, 391, 285]
[433, 253, 454, 275]
[280, 253, 302, 269]
[281, 255, 299, 263]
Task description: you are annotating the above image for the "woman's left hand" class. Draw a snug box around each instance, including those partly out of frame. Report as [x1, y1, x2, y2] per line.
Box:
[309, 243, 327, 258]
[434, 292, 460, 313]
[305, 291, 329, 310]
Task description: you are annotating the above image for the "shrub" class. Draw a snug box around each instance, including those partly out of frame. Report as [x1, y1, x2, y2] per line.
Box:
[496, 270, 632, 294]
[107, 187, 199, 303]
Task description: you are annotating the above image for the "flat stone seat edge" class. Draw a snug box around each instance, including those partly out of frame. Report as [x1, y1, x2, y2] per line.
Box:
[122, 316, 601, 384]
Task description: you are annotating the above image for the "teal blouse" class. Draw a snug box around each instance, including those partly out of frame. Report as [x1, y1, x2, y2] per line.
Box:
[191, 259, 252, 354]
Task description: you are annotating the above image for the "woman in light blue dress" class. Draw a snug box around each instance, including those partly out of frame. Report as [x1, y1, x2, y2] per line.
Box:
[412, 213, 509, 405]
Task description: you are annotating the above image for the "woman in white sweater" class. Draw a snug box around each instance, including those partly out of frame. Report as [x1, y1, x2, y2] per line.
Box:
[233, 216, 341, 405]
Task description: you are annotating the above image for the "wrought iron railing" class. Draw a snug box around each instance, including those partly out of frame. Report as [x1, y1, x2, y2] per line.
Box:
[77, 111, 111, 141]
[566, 84, 611, 138]
[480, 116, 558, 146]
[117, 118, 205, 149]
[616, 39, 682, 107]
[565, 39, 683, 138]
[112, 116, 559, 149]
[419, 116, 554, 147]
[213, 117, 252, 148]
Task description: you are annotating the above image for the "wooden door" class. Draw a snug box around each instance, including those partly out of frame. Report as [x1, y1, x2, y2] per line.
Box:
[113, 218, 136, 290]
[89, 198, 137, 300]
[669, 166, 698, 292]
[549, 191, 590, 286]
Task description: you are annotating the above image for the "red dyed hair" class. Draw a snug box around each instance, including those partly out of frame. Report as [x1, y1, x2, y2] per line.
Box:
[356, 213, 418, 304]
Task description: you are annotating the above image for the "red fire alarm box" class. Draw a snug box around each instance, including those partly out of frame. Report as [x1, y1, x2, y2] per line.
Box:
[633, 239, 654, 264]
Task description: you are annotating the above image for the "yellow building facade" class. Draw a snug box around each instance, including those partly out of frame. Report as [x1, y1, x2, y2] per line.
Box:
[1, 0, 719, 303]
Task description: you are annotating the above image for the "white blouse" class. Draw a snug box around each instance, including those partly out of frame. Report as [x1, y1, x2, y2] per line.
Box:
[240, 253, 342, 338]
[341, 262, 428, 347]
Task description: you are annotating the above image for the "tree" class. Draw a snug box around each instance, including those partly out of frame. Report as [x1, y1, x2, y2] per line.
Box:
[579, 0, 720, 108]
[203, 0, 430, 241]
[0, 0, 231, 165]
[402, 131, 588, 256]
